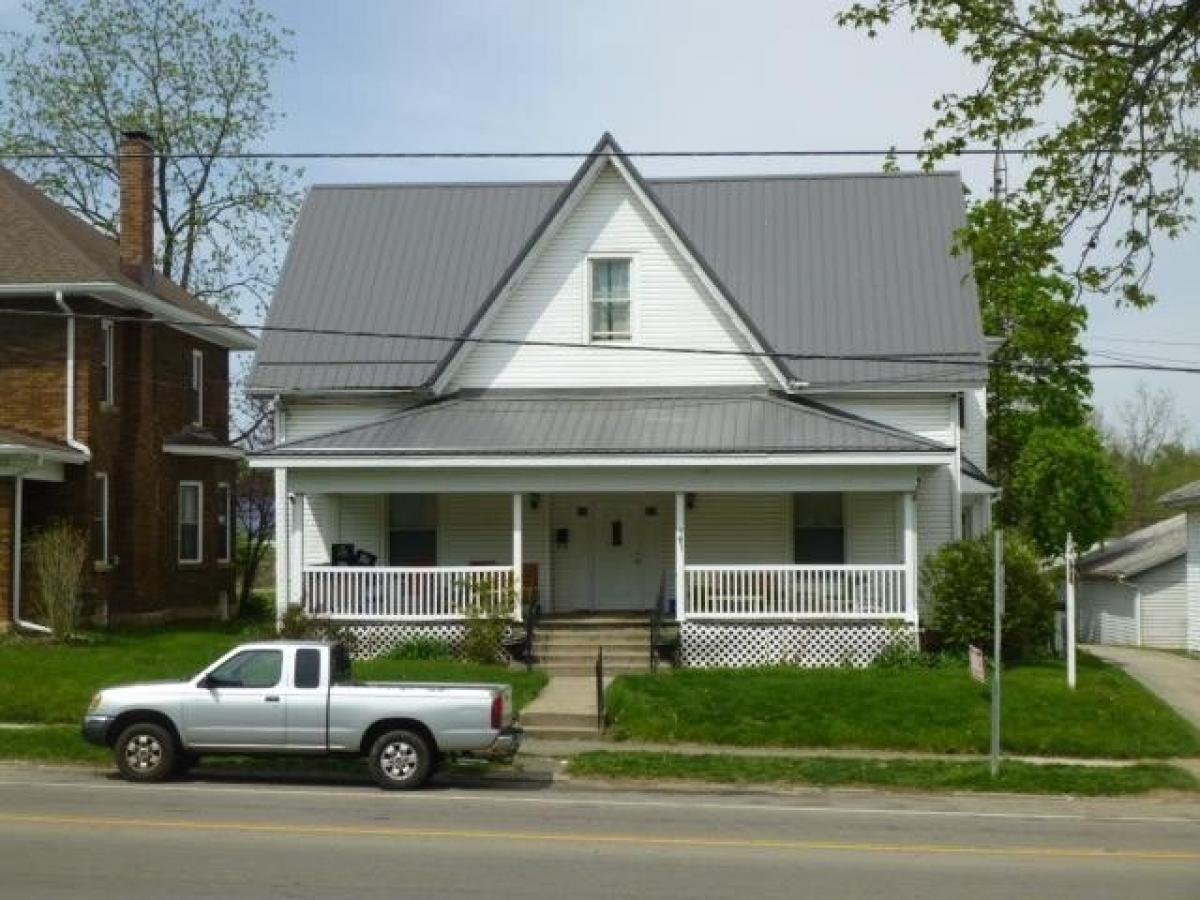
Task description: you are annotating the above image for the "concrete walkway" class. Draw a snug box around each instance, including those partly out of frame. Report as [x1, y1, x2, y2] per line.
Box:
[1083, 644, 1200, 730]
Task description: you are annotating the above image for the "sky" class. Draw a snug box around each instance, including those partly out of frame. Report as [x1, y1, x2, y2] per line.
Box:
[1, 0, 1196, 434]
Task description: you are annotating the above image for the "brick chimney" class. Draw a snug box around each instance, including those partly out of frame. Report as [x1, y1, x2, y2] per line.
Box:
[118, 131, 154, 285]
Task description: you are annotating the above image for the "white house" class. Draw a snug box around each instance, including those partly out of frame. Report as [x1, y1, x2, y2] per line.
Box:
[1160, 481, 1200, 653]
[248, 134, 994, 666]
[1077, 514, 1189, 649]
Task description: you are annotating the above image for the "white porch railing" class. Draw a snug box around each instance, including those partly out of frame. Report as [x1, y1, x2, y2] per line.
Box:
[302, 566, 515, 621]
[684, 564, 909, 620]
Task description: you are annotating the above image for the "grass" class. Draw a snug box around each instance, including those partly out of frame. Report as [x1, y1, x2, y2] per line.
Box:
[0, 625, 547, 724]
[606, 653, 1200, 759]
[0, 726, 108, 764]
[567, 751, 1199, 796]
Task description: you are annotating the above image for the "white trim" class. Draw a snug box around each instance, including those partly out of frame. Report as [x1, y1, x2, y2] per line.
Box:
[163, 443, 244, 460]
[675, 492, 686, 622]
[0, 283, 256, 350]
[0, 444, 88, 464]
[177, 480, 203, 564]
[951, 395, 963, 540]
[512, 493, 523, 622]
[93, 472, 110, 565]
[191, 349, 205, 426]
[100, 318, 115, 405]
[216, 482, 232, 564]
[902, 492, 918, 627]
[252, 451, 953, 470]
[274, 469, 289, 619]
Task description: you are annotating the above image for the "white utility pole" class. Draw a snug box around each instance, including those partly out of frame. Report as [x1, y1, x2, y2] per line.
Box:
[1065, 532, 1077, 689]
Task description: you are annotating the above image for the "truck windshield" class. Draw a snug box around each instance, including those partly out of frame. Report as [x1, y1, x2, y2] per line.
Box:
[331, 644, 353, 685]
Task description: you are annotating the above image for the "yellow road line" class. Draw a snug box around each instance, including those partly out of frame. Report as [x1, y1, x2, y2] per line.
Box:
[0, 812, 1196, 863]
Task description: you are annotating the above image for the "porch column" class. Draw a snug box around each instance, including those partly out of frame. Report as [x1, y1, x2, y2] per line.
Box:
[512, 493, 523, 622]
[902, 492, 919, 627]
[288, 491, 306, 609]
[273, 469, 289, 621]
[675, 492, 686, 622]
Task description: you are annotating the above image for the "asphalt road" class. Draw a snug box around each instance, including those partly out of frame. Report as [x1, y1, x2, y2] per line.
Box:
[0, 765, 1197, 899]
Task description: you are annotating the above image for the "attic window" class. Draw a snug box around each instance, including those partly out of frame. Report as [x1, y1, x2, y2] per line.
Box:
[589, 258, 631, 342]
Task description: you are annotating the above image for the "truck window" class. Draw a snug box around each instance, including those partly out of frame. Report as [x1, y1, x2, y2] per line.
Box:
[208, 650, 282, 689]
[294, 648, 321, 689]
[330, 644, 353, 686]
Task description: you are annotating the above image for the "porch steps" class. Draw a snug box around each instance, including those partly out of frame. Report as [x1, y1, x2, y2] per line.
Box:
[531, 614, 653, 676]
[518, 677, 605, 741]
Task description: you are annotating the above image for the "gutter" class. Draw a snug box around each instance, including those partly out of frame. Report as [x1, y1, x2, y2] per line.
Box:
[53, 293, 92, 461]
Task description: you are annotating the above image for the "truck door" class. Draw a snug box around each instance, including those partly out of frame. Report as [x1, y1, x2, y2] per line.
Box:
[182, 648, 287, 748]
[283, 647, 328, 750]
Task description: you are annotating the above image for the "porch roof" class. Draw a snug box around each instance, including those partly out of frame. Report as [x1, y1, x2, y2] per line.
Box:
[260, 390, 950, 459]
[0, 426, 88, 463]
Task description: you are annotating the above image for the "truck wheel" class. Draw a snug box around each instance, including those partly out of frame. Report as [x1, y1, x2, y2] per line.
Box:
[368, 729, 432, 790]
[114, 723, 177, 783]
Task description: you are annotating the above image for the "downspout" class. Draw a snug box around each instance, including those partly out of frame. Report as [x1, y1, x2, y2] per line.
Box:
[54, 292, 92, 460]
[11, 470, 50, 634]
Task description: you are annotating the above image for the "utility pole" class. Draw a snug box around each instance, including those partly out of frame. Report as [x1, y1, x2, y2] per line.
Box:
[1065, 532, 1077, 689]
[993, 528, 1003, 782]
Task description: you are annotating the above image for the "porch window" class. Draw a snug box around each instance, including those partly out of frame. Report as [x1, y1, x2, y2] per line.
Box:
[93, 473, 109, 564]
[793, 493, 844, 564]
[388, 494, 437, 565]
[589, 257, 631, 342]
[215, 482, 232, 563]
[178, 481, 203, 563]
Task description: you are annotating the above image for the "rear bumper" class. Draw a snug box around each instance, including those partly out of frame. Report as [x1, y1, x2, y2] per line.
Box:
[81, 716, 111, 747]
[484, 726, 523, 761]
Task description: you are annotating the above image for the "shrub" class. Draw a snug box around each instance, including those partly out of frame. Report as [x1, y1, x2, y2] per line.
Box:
[924, 531, 1058, 660]
[387, 637, 453, 661]
[871, 622, 923, 669]
[27, 521, 88, 640]
[275, 605, 358, 654]
[461, 575, 514, 665]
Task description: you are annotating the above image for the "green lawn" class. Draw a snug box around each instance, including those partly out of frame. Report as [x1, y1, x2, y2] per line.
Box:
[0, 626, 546, 724]
[606, 654, 1200, 759]
[567, 751, 1199, 796]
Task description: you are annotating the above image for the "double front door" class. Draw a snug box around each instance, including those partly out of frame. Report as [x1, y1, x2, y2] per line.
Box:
[551, 495, 666, 612]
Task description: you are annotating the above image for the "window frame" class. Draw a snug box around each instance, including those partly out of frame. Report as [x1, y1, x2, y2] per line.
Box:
[215, 482, 232, 564]
[99, 319, 115, 406]
[178, 480, 203, 564]
[586, 254, 634, 344]
[93, 472, 109, 565]
[190, 348, 204, 426]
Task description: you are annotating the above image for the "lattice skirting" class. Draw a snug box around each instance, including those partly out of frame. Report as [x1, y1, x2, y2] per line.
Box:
[680, 621, 915, 668]
[346, 622, 515, 661]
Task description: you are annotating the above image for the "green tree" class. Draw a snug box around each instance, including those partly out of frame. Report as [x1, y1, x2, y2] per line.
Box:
[838, 0, 1200, 307]
[0, 0, 302, 318]
[1010, 426, 1128, 554]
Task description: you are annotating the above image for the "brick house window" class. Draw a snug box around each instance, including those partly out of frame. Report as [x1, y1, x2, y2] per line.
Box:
[178, 481, 203, 563]
[216, 482, 232, 563]
[93, 473, 110, 564]
[100, 320, 115, 405]
[190, 349, 204, 426]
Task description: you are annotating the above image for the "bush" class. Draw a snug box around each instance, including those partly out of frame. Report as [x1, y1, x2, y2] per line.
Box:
[924, 531, 1058, 660]
[387, 637, 453, 661]
[461, 575, 514, 665]
[274, 605, 358, 654]
[238, 589, 274, 624]
[27, 521, 88, 640]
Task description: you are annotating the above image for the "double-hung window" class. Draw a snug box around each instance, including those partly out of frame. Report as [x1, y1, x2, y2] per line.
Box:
[793, 493, 845, 564]
[178, 481, 203, 563]
[190, 349, 204, 426]
[589, 258, 631, 342]
[216, 482, 232, 563]
[93, 473, 109, 564]
[99, 320, 115, 405]
[387, 494, 437, 565]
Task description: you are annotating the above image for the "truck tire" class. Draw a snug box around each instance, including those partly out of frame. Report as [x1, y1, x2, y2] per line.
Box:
[368, 729, 432, 790]
[114, 722, 177, 783]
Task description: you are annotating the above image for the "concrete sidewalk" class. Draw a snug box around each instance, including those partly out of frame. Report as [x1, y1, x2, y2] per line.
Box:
[1083, 644, 1200, 730]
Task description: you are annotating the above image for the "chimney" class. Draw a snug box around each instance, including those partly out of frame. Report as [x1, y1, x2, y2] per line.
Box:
[118, 130, 154, 285]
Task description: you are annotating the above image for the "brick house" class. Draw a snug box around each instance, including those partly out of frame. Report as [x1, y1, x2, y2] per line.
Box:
[0, 132, 257, 629]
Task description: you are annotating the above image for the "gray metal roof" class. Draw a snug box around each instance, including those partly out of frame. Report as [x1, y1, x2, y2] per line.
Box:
[260, 390, 950, 457]
[1079, 514, 1187, 580]
[250, 140, 984, 394]
[1160, 479, 1200, 508]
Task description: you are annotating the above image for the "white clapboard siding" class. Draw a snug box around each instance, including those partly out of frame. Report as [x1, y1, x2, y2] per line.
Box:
[916, 466, 954, 567]
[301, 494, 336, 565]
[822, 394, 956, 445]
[1138, 557, 1189, 649]
[845, 493, 901, 564]
[437, 494, 549, 577]
[337, 495, 385, 559]
[452, 166, 767, 389]
[1190, 513, 1200, 653]
[1078, 579, 1139, 646]
[962, 387, 987, 469]
[687, 494, 790, 563]
[281, 398, 413, 443]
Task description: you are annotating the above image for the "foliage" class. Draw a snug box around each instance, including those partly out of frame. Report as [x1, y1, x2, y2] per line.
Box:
[567, 752, 1197, 796]
[0, 0, 302, 318]
[385, 637, 454, 662]
[461, 575, 515, 666]
[27, 521, 88, 640]
[235, 465, 275, 613]
[274, 605, 357, 654]
[1010, 426, 1128, 554]
[838, 0, 1200, 307]
[237, 588, 274, 625]
[605, 654, 1200, 758]
[924, 531, 1058, 659]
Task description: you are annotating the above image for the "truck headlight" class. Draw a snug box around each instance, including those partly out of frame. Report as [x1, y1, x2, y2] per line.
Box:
[87, 692, 103, 713]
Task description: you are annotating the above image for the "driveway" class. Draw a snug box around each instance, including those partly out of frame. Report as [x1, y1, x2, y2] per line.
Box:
[1084, 644, 1200, 730]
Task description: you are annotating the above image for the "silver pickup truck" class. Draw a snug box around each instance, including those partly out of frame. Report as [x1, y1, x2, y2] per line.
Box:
[82, 640, 522, 789]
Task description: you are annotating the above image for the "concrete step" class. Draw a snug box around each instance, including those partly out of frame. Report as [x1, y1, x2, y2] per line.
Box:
[537, 650, 648, 666]
[534, 628, 650, 640]
[533, 638, 648, 652]
[539, 663, 650, 676]
[519, 710, 596, 728]
[521, 724, 602, 741]
[538, 617, 651, 629]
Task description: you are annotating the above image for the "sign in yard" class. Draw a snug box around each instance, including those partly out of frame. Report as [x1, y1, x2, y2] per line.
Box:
[969, 645, 986, 683]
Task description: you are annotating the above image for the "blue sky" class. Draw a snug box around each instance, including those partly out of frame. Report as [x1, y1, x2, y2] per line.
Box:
[3, 0, 1197, 431]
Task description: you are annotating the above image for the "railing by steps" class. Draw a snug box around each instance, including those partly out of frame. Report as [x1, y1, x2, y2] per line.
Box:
[302, 566, 515, 621]
[684, 564, 909, 620]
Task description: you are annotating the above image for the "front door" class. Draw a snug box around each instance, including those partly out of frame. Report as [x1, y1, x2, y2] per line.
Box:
[593, 499, 645, 610]
[181, 648, 287, 748]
